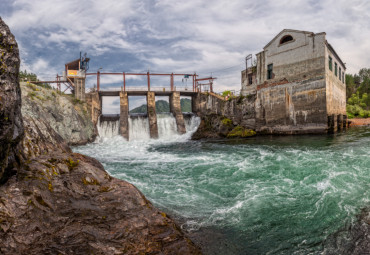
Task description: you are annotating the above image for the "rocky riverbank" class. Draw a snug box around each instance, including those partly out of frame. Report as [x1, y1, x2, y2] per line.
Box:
[0, 17, 200, 254]
[349, 118, 370, 126]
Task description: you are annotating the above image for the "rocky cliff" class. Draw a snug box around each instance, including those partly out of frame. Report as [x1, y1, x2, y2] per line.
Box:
[192, 93, 256, 139]
[0, 18, 200, 254]
[21, 82, 97, 145]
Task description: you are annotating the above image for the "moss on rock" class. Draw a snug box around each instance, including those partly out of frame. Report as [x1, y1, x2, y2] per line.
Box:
[227, 126, 256, 138]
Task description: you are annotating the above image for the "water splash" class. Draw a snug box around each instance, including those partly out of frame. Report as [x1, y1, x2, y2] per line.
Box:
[97, 114, 200, 142]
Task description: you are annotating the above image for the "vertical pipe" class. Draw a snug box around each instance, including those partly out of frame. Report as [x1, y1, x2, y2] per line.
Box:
[147, 71, 150, 91]
[193, 73, 195, 92]
[97, 71, 100, 91]
[123, 72, 126, 92]
[210, 80, 213, 93]
[171, 73, 174, 91]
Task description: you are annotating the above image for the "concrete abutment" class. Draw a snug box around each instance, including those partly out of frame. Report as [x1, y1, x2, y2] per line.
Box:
[119, 92, 129, 140]
[147, 92, 159, 139]
[170, 92, 186, 134]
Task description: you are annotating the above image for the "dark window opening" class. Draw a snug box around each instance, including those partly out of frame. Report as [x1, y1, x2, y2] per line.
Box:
[329, 56, 332, 71]
[335, 62, 338, 76]
[339, 67, 342, 81]
[267, 64, 273, 80]
[342, 73, 345, 83]
[248, 74, 253, 85]
[280, 35, 293, 45]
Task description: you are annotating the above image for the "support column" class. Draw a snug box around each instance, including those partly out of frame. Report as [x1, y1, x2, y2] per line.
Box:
[343, 114, 348, 130]
[119, 91, 129, 140]
[327, 114, 337, 134]
[337, 114, 343, 132]
[88, 92, 101, 126]
[170, 92, 186, 134]
[147, 92, 158, 139]
[192, 93, 201, 116]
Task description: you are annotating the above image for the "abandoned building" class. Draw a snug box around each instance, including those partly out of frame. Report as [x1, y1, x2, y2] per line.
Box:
[241, 29, 347, 134]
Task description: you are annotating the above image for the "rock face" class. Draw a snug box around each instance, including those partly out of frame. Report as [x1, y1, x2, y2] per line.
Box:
[21, 82, 97, 145]
[192, 93, 256, 139]
[324, 208, 370, 255]
[0, 17, 24, 183]
[0, 18, 200, 254]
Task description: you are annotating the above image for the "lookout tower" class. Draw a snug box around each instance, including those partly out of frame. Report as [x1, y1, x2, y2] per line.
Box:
[64, 52, 90, 101]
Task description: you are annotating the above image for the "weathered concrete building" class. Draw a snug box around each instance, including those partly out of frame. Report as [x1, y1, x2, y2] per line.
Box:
[241, 29, 347, 134]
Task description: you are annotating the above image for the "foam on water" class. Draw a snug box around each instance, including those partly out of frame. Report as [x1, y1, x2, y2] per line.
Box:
[74, 124, 370, 254]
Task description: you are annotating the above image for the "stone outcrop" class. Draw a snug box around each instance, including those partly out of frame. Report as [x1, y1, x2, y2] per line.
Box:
[0, 18, 200, 254]
[21, 82, 97, 145]
[192, 93, 256, 139]
[0, 17, 23, 183]
[324, 208, 370, 255]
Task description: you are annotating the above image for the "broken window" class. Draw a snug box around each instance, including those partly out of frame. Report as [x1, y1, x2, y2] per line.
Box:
[329, 56, 332, 71]
[342, 73, 345, 84]
[267, 64, 273, 80]
[280, 35, 293, 45]
[335, 62, 338, 76]
[339, 67, 342, 81]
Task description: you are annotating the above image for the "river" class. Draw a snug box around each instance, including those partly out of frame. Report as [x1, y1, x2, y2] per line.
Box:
[73, 115, 370, 254]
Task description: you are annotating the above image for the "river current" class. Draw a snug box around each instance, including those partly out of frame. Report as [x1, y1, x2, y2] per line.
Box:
[73, 115, 370, 254]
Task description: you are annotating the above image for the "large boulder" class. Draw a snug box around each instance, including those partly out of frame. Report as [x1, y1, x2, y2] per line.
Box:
[0, 17, 24, 183]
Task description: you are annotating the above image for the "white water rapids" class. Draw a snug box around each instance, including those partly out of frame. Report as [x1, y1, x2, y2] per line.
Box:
[97, 113, 200, 141]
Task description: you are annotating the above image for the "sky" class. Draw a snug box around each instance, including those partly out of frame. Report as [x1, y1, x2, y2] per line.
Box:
[1, 0, 370, 113]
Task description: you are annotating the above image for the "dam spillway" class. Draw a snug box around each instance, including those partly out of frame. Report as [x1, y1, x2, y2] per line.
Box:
[98, 113, 200, 141]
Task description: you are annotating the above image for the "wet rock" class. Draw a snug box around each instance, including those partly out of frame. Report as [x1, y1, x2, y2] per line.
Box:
[0, 17, 24, 183]
[324, 208, 370, 255]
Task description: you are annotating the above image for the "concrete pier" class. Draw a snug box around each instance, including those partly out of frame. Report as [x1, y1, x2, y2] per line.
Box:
[337, 114, 343, 131]
[147, 92, 158, 139]
[192, 93, 200, 116]
[119, 92, 129, 140]
[170, 92, 186, 134]
[86, 92, 101, 126]
[75, 78, 86, 101]
[328, 114, 338, 134]
[343, 115, 348, 130]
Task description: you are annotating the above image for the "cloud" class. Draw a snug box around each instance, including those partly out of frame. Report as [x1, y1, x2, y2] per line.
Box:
[1, 0, 369, 94]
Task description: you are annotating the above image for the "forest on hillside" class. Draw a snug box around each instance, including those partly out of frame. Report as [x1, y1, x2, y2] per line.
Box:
[346, 68, 370, 118]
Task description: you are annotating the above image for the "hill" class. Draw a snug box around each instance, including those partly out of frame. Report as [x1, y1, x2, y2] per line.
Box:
[130, 98, 192, 113]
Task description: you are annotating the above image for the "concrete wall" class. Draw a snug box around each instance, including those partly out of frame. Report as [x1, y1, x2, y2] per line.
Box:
[261, 31, 326, 84]
[255, 78, 328, 134]
[325, 45, 346, 115]
[85, 92, 101, 126]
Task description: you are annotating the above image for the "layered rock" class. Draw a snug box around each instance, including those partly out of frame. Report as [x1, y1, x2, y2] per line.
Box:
[21, 82, 97, 145]
[192, 93, 256, 139]
[0, 18, 200, 254]
[0, 17, 23, 183]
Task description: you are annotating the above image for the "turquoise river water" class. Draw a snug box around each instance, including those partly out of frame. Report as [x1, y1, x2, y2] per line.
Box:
[73, 116, 370, 254]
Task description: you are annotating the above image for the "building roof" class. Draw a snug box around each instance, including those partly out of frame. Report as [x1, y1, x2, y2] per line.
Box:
[263, 29, 318, 49]
[65, 58, 80, 70]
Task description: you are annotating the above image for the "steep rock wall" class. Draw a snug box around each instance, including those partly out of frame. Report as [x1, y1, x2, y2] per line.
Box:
[0, 17, 23, 183]
[192, 93, 256, 139]
[21, 82, 97, 145]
